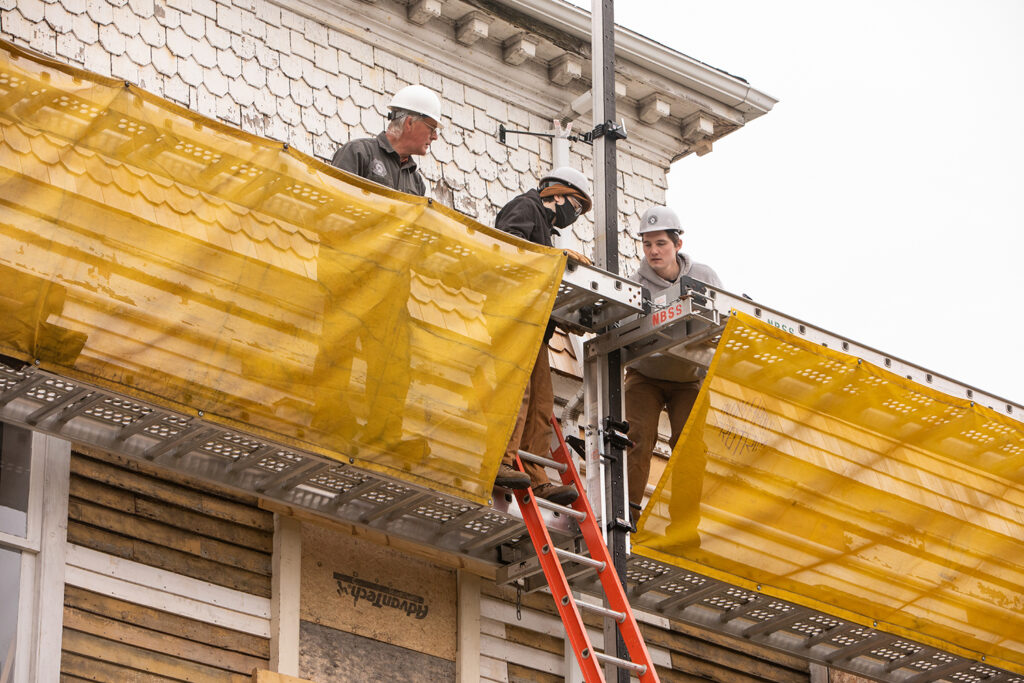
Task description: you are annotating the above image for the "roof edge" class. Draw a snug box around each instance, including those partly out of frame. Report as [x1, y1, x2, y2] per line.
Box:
[500, 0, 778, 120]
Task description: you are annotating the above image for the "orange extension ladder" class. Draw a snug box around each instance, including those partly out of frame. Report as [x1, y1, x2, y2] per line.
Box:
[511, 417, 659, 682]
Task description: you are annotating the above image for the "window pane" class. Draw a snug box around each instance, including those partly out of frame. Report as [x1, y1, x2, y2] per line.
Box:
[0, 424, 31, 538]
[0, 547, 19, 677]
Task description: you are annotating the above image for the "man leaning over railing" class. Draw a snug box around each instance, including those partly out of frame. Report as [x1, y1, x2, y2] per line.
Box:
[626, 206, 722, 528]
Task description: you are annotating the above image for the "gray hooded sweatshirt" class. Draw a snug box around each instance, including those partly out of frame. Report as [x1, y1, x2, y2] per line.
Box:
[629, 252, 722, 382]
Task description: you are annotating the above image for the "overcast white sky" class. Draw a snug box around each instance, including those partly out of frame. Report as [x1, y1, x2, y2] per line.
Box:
[595, 1, 1024, 405]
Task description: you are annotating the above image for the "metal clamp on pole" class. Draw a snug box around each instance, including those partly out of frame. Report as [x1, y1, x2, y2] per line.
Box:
[582, 119, 628, 143]
[602, 417, 633, 455]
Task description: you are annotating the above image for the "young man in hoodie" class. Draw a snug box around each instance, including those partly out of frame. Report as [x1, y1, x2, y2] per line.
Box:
[491, 167, 593, 505]
[626, 206, 722, 522]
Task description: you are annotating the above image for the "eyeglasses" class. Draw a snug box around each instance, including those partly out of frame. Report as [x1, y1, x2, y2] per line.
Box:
[417, 116, 439, 134]
[566, 194, 583, 218]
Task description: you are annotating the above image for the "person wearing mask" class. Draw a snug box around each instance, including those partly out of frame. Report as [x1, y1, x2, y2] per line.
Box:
[492, 167, 593, 504]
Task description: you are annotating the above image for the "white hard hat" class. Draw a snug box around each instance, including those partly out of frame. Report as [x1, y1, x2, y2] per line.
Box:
[638, 206, 683, 235]
[388, 84, 442, 123]
[539, 167, 592, 212]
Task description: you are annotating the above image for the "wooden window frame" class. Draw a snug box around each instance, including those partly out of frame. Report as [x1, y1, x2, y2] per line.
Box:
[0, 427, 70, 683]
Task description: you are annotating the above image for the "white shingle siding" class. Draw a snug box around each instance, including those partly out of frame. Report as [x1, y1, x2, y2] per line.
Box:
[1, 0, 690, 271]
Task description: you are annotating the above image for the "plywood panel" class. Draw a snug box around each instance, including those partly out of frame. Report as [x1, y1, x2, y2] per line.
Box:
[300, 522, 456, 661]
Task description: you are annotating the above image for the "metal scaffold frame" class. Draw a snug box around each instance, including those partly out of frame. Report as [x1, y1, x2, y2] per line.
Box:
[573, 278, 1023, 683]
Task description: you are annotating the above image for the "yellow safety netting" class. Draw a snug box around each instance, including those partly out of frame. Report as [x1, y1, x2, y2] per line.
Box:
[0, 39, 565, 504]
[633, 312, 1024, 672]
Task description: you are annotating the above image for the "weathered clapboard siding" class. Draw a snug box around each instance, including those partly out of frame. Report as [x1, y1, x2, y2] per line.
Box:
[71, 450, 272, 531]
[61, 628, 253, 682]
[70, 473, 272, 552]
[60, 652, 178, 683]
[481, 580, 810, 682]
[68, 450, 273, 596]
[507, 662, 562, 683]
[63, 450, 273, 681]
[65, 586, 270, 661]
[64, 603, 265, 675]
[65, 545, 271, 637]
[644, 622, 809, 683]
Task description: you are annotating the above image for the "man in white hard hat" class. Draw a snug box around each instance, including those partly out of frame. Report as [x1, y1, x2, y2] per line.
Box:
[315, 84, 441, 464]
[492, 167, 593, 504]
[331, 84, 441, 195]
[626, 206, 721, 524]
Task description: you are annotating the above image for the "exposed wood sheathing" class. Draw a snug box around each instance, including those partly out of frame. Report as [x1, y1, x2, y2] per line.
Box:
[480, 580, 810, 682]
[299, 522, 457, 661]
[299, 621, 456, 682]
[62, 449, 273, 681]
[68, 450, 273, 595]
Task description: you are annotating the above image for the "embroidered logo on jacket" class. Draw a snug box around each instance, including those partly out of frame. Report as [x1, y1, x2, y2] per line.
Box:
[370, 160, 388, 179]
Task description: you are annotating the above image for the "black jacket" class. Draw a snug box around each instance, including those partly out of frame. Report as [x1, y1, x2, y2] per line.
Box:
[331, 132, 427, 196]
[495, 188, 558, 342]
[494, 189, 555, 246]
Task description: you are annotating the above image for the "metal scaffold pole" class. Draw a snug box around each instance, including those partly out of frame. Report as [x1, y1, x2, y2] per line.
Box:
[591, 1, 631, 680]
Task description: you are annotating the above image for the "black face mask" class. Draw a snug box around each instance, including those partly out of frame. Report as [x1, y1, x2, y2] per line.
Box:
[553, 200, 579, 228]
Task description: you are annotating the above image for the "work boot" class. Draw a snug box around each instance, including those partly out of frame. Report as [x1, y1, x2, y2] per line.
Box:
[494, 463, 531, 489]
[533, 482, 578, 505]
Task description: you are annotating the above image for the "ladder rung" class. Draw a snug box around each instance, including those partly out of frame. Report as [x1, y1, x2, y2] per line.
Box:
[594, 651, 647, 676]
[518, 449, 567, 473]
[576, 599, 625, 623]
[536, 496, 586, 521]
[553, 547, 605, 572]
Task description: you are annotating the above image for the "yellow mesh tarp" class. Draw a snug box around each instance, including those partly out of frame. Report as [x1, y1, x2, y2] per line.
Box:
[634, 312, 1024, 672]
[0, 39, 565, 504]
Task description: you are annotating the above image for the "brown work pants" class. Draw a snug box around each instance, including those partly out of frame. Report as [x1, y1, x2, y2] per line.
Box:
[624, 368, 701, 508]
[501, 344, 554, 488]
